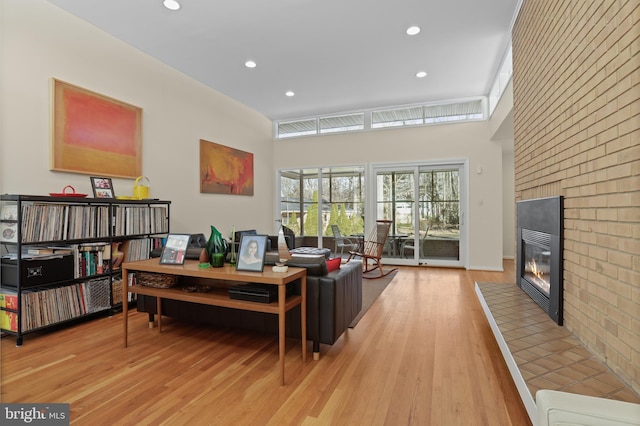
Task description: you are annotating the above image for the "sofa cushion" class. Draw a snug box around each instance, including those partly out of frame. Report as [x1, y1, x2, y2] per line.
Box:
[290, 247, 331, 259]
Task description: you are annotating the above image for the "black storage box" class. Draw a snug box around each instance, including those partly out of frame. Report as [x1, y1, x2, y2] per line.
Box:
[229, 283, 277, 303]
[1, 255, 74, 288]
[229, 283, 294, 304]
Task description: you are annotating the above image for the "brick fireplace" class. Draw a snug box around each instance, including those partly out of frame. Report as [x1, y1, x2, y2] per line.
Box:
[512, 0, 638, 394]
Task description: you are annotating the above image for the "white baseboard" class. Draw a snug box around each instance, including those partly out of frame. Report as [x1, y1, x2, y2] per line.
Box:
[467, 265, 504, 271]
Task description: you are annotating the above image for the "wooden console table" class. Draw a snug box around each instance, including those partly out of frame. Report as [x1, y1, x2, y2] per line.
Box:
[121, 259, 307, 385]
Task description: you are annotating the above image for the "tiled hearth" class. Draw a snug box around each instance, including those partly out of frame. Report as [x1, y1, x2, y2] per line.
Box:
[476, 282, 640, 422]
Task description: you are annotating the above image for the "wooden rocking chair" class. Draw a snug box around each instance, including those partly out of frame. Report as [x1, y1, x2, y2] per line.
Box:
[347, 220, 397, 278]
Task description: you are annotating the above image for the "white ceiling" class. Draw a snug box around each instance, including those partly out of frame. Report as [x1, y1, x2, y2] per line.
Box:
[47, 0, 520, 121]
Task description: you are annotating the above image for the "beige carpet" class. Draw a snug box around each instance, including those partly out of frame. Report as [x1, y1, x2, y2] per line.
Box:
[349, 269, 398, 328]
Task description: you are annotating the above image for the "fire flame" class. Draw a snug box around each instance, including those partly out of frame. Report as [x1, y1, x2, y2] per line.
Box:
[528, 260, 544, 279]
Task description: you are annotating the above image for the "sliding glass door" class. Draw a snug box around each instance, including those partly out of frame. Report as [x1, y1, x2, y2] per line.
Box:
[373, 162, 466, 267]
[375, 168, 415, 261]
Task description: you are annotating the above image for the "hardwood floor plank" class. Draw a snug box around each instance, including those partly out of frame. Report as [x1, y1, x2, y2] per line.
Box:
[1, 262, 530, 425]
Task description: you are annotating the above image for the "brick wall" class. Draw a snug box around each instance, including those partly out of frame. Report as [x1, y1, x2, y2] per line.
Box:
[512, 0, 639, 394]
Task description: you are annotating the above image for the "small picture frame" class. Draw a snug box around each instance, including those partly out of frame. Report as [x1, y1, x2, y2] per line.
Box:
[159, 234, 191, 265]
[90, 177, 115, 198]
[236, 234, 267, 272]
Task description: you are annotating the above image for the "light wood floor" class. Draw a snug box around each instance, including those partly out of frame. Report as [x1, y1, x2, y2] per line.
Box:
[1, 261, 531, 425]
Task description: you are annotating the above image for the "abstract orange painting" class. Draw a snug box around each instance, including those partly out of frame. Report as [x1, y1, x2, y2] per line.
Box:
[51, 79, 142, 178]
[200, 139, 254, 196]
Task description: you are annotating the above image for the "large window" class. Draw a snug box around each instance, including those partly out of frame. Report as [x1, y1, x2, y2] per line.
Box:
[279, 167, 365, 241]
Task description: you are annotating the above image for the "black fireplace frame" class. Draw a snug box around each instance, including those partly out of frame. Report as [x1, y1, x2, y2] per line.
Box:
[516, 196, 563, 325]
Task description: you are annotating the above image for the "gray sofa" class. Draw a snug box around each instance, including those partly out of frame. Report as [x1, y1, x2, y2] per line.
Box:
[137, 254, 363, 358]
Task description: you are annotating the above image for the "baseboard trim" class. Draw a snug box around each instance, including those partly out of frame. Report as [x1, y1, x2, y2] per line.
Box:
[467, 265, 504, 272]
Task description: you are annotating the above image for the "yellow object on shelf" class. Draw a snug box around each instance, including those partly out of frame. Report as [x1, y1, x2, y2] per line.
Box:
[116, 177, 151, 200]
[133, 176, 150, 199]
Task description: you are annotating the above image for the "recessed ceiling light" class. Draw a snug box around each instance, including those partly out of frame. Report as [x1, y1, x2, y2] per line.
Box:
[245, 60, 257, 68]
[163, 0, 181, 11]
[416, 71, 427, 78]
[406, 26, 421, 36]
[285, 91, 295, 97]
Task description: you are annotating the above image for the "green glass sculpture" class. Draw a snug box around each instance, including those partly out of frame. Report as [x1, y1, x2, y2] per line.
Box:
[207, 226, 228, 267]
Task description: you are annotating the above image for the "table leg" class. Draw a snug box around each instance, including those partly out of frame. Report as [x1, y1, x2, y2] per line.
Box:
[122, 267, 128, 348]
[157, 296, 162, 333]
[301, 276, 307, 362]
[278, 283, 286, 386]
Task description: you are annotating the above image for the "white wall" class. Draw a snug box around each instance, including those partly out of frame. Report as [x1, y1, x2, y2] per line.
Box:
[502, 150, 515, 260]
[0, 1, 274, 238]
[489, 80, 516, 261]
[273, 121, 505, 271]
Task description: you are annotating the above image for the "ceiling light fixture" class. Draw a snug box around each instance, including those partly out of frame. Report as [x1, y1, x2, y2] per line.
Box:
[245, 60, 257, 68]
[163, 0, 181, 11]
[285, 91, 295, 97]
[416, 71, 427, 78]
[406, 26, 421, 36]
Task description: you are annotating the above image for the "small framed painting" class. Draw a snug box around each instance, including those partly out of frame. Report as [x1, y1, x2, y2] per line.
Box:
[236, 234, 267, 272]
[90, 177, 115, 198]
[159, 234, 191, 265]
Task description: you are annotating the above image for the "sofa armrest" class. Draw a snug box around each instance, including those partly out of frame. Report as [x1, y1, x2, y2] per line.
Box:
[312, 261, 362, 345]
[536, 390, 640, 426]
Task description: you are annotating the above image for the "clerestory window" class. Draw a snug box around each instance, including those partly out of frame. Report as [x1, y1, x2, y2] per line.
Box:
[275, 98, 486, 139]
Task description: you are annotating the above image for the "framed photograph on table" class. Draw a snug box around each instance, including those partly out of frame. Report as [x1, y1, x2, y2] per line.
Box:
[90, 177, 115, 198]
[236, 234, 267, 272]
[159, 234, 191, 265]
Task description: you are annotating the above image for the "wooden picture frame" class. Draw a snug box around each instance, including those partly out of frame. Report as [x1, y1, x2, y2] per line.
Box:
[236, 234, 267, 272]
[90, 177, 115, 198]
[159, 234, 191, 265]
[51, 79, 142, 178]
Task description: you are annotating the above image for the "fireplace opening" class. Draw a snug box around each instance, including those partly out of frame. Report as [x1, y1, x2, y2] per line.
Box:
[522, 231, 551, 297]
[516, 196, 563, 325]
